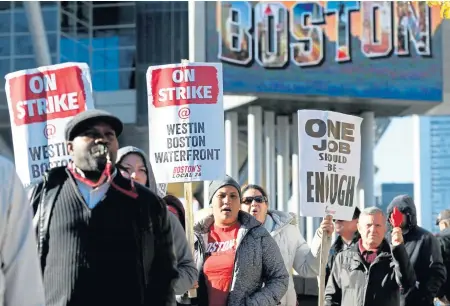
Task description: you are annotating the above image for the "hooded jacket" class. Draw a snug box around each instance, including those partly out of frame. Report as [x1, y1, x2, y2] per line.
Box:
[117, 146, 198, 296]
[267, 210, 327, 306]
[0, 156, 45, 306]
[193, 211, 289, 306]
[386, 195, 446, 306]
[116, 146, 167, 198]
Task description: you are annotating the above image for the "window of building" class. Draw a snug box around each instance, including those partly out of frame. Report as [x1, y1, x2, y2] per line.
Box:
[59, 1, 136, 92]
[0, 36, 11, 57]
[92, 3, 135, 28]
[0, 11, 11, 33]
[13, 32, 58, 56]
[135, 1, 188, 124]
[0, 2, 11, 11]
[13, 1, 58, 9]
[13, 56, 36, 71]
[0, 59, 11, 90]
[14, 34, 34, 55]
[13, 10, 28, 33]
[42, 7, 59, 32]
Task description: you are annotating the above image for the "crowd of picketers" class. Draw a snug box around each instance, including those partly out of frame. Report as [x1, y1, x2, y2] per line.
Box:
[1, 109, 450, 306]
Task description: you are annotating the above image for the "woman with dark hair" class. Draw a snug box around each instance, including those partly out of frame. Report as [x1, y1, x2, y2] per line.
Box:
[240, 184, 334, 306]
[193, 175, 289, 306]
[116, 146, 198, 303]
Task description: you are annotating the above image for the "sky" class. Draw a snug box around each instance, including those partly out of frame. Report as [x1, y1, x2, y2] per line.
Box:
[374, 116, 414, 189]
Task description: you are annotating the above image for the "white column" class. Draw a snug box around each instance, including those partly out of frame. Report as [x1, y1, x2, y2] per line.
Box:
[248, 106, 263, 185]
[189, 0, 208, 202]
[264, 111, 276, 207]
[276, 116, 290, 212]
[360, 111, 375, 209]
[225, 112, 239, 179]
[291, 114, 304, 235]
[188, 0, 206, 62]
[24, 1, 52, 66]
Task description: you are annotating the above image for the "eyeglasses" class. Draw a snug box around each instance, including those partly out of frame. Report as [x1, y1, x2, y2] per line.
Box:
[241, 196, 267, 204]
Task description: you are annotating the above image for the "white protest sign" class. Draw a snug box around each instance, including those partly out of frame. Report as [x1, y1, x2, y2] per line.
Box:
[146, 62, 225, 183]
[4, 62, 95, 186]
[298, 110, 363, 221]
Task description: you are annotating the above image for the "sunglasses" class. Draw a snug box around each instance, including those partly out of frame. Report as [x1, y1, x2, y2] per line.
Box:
[241, 196, 267, 204]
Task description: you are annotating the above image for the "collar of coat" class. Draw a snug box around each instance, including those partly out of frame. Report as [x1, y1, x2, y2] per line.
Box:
[194, 211, 261, 234]
[349, 239, 392, 259]
[332, 231, 361, 252]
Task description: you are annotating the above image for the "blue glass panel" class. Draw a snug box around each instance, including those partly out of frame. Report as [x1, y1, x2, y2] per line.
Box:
[0, 12, 11, 33]
[0, 36, 11, 56]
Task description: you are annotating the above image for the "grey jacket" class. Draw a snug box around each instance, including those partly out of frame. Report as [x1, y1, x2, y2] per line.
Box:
[116, 146, 197, 297]
[325, 240, 416, 306]
[194, 211, 289, 306]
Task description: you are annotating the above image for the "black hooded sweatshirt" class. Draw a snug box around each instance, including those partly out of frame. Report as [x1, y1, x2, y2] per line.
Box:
[386, 195, 446, 306]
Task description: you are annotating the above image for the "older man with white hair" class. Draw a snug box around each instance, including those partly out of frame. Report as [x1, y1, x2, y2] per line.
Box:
[325, 206, 416, 306]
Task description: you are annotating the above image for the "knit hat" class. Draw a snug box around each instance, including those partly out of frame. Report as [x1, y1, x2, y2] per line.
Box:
[65, 109, 123, 141]
[208, 175, 241, 205]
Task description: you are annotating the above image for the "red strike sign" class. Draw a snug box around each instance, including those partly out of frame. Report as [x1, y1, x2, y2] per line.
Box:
[8, 66, 87, 126]
[150, 65, 219, 108]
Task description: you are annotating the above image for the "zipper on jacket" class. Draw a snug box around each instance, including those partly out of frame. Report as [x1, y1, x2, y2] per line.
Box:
[226, 228, 251, 305]
[362, 255, 387, 305]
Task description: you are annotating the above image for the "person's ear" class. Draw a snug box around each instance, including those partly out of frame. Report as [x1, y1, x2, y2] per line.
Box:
[67, 141, 74, 156]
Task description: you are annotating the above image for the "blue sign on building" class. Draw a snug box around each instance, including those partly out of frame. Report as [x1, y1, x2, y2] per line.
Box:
[205, 1, 443, 102]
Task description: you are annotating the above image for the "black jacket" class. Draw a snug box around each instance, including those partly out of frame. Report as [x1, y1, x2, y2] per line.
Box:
[436, 228, 450, 300]
[27, 166, 178, 306]
[386, 195, 446, 306]
[325, 231, 360, 285]
[325, 240, 416, 306]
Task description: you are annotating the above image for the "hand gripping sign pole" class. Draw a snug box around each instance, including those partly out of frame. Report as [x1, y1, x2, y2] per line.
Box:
[146, 58, 225, 302]
[318, 215, 332, 306]
[181, 59, 198, 299]
[297, 110, 363, 306]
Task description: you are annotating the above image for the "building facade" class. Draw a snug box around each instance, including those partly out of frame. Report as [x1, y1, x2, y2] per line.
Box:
[414, 115, 450, 233]
[0, 0, 448, 233]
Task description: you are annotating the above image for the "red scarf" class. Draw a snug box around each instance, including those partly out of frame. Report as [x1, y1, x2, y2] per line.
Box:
[68, 160, 138, 199]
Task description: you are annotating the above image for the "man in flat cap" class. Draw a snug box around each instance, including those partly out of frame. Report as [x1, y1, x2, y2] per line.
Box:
[27, 109, 178, 306]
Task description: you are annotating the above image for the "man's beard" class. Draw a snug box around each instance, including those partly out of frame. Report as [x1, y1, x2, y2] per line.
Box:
[73, 144, 110, 179]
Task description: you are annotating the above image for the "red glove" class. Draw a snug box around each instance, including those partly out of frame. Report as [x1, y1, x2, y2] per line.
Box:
[390, 206, 403, 228]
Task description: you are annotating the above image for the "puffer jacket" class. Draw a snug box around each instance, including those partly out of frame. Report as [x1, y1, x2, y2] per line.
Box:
[267, 210, 328, 306]
[193, 211, 289, 306]
[386, 195, 446, 306]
